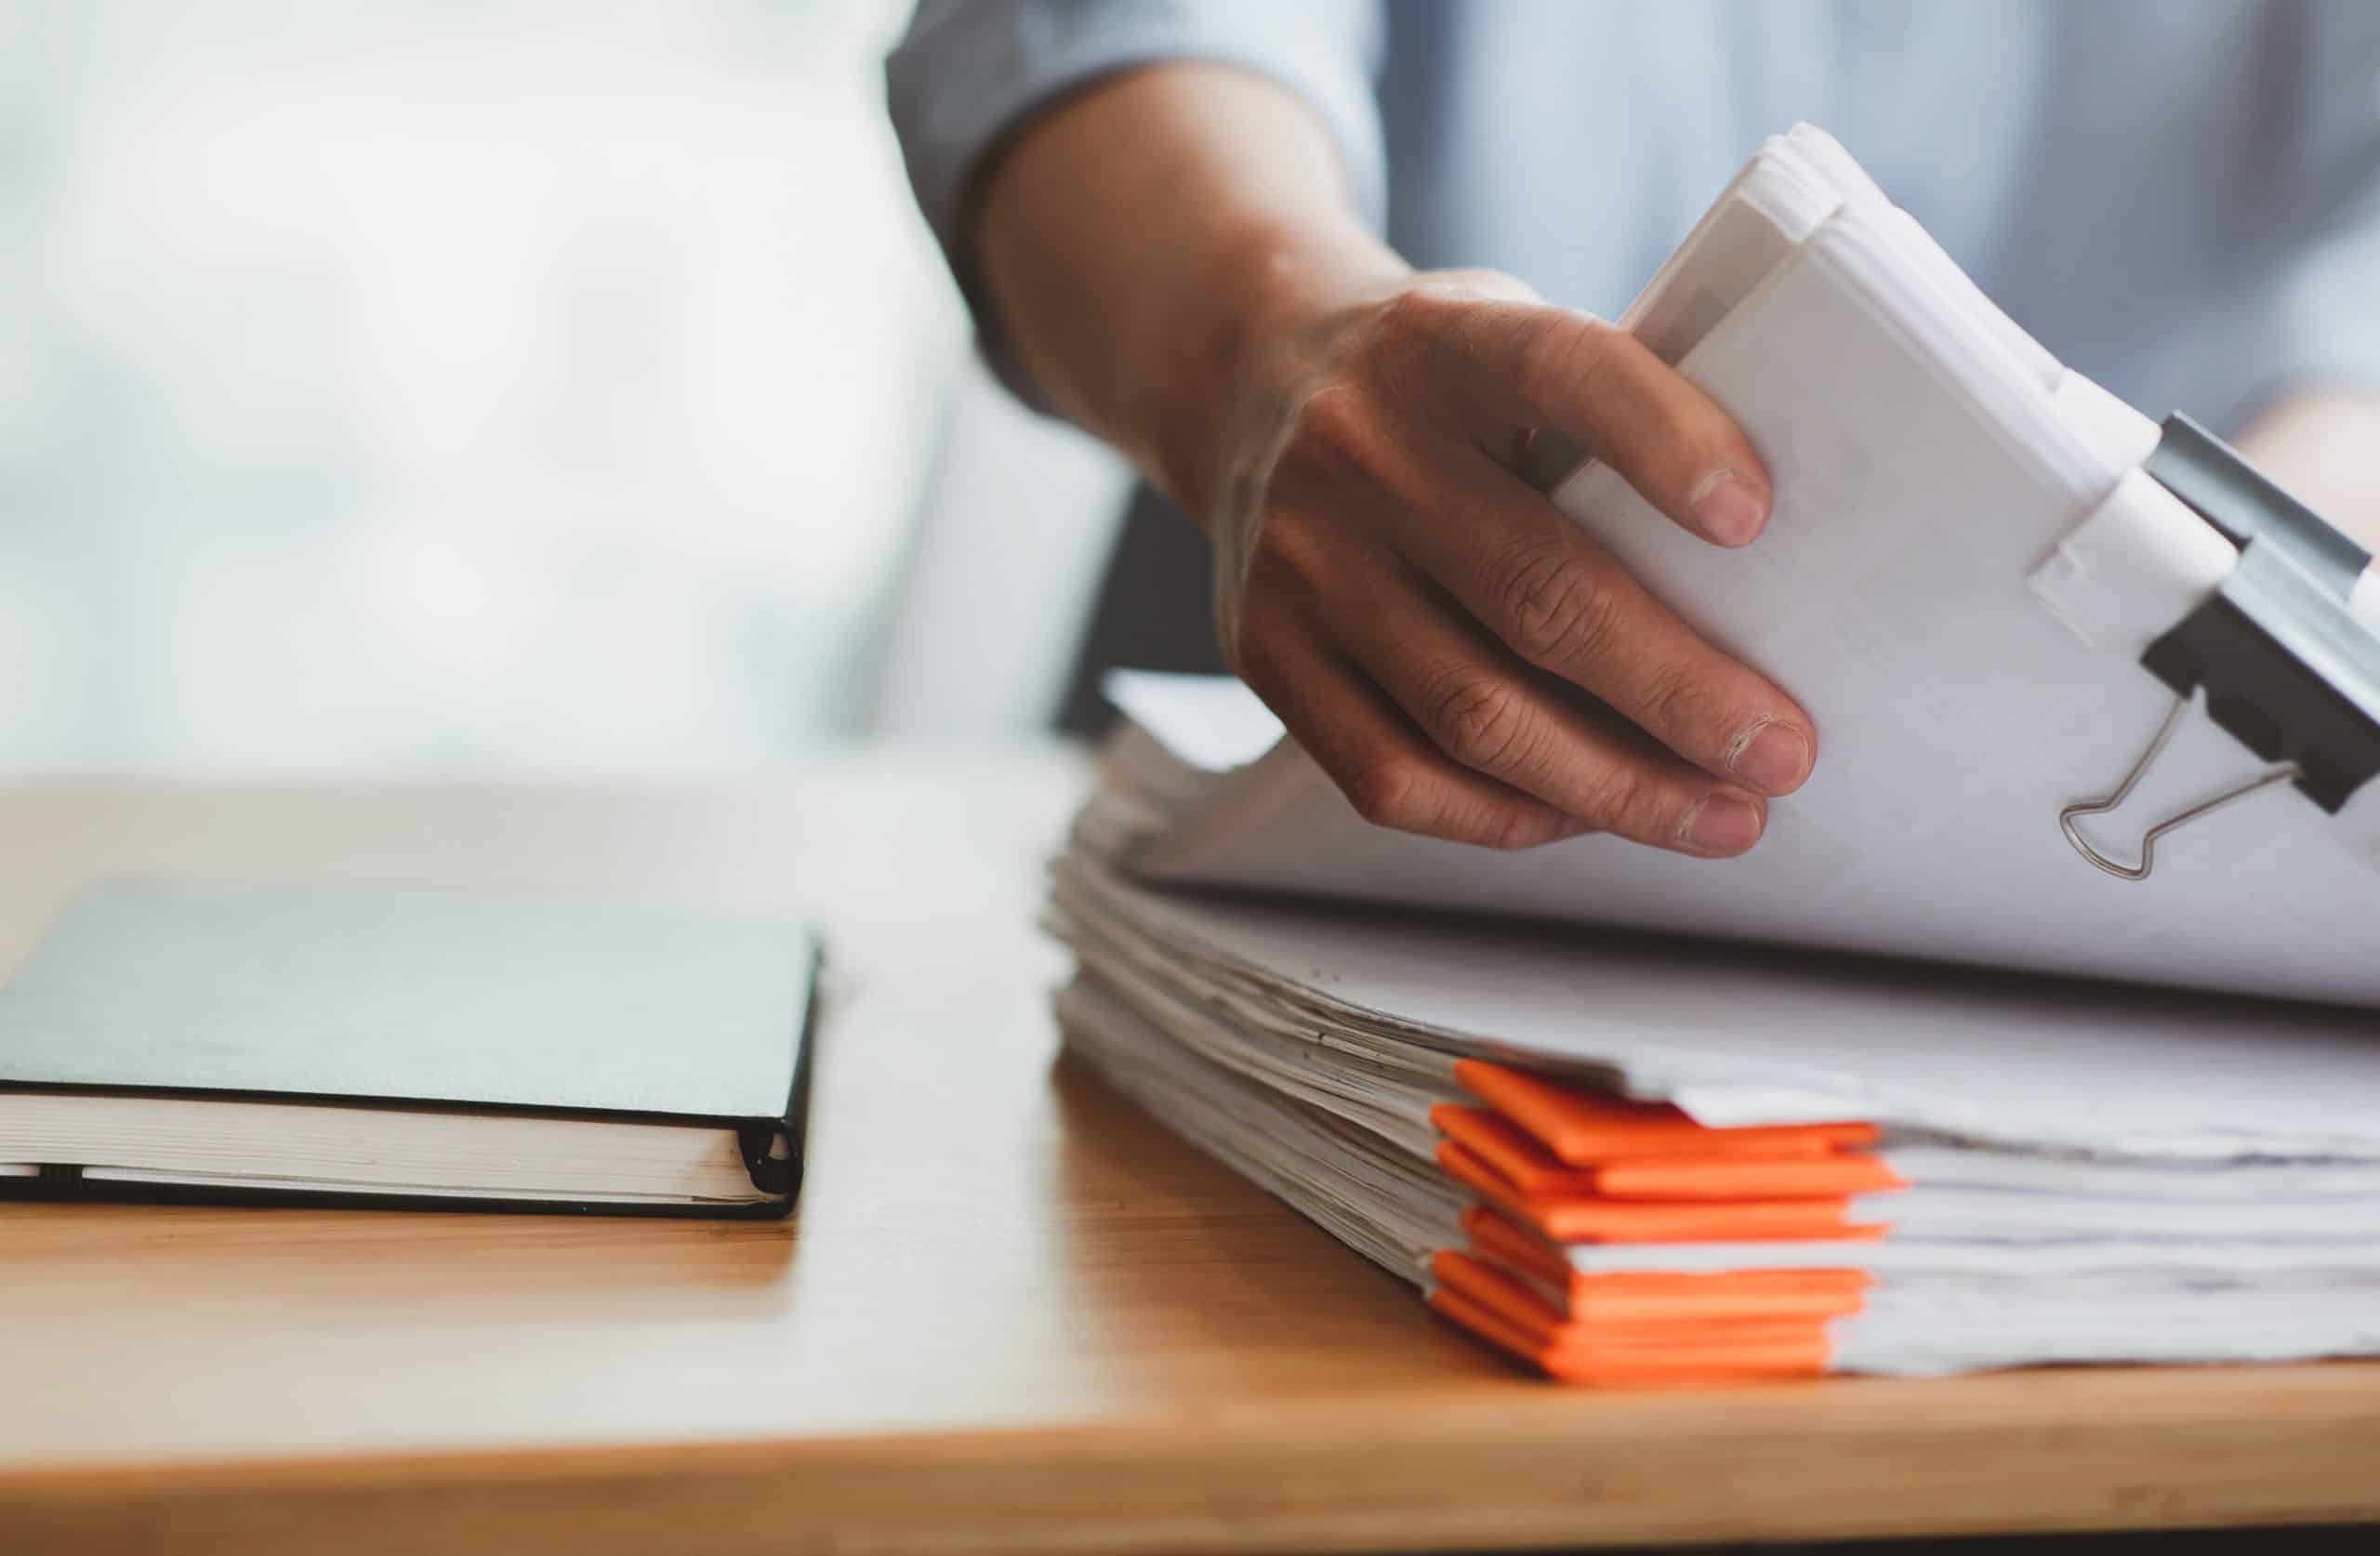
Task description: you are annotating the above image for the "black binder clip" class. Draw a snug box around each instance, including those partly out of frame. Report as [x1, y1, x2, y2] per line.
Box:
[2059, 415, 2380, 880]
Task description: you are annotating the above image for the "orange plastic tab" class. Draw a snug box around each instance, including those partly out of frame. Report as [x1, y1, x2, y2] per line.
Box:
[1452, 1059, 1877, 1166]
[1431, 1103, 1608, 1193]
[1460, 1204, 1574, 1286]
[1539, 1323, 1834, 1385]
[1438, 1140, 1888, 1245]
[1593, 1154, 1906, 1201]
[1460, 1207, 1871, 1324]
[1428, 1286, 1832, 1384]
[1430, 1251, 1831, 1352]
[1432, 1103, 1904, 1201]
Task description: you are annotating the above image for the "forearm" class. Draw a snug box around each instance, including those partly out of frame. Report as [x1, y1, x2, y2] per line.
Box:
[972, 63, 1405, 517]
[2235, 388, 2380, 549]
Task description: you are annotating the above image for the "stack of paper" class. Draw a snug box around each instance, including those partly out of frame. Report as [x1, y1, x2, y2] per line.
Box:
[1048, 126, 2380, 1383]
[1051, 855, 2380, 1380]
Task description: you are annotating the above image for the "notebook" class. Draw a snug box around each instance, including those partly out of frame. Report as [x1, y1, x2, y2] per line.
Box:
[1051, 125, 2380, 1383]
[0, 878, 819, 1217]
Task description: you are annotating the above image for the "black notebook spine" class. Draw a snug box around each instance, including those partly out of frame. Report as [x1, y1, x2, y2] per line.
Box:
[736, 932, 825, 1209]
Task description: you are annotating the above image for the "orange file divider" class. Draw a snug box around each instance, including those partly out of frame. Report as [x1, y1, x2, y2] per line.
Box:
[1453, 1059, 1876, 1165]
[1428, 1284, 1833, 1384]
[1459, 1207, 1872, 1324]
[1431, 1103, 1904, 1200]
[1436, 1140, 1890, 1245]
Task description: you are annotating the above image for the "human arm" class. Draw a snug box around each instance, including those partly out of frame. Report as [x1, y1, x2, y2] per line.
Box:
[959, 62, 1816, 856]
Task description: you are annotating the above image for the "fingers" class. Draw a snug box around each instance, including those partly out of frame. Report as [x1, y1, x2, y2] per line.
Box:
[1232, 601, 1587, 851]
[1418, 296, 1773, 547]
[1381, 439, 1817, 798]
[1214, 272, 1815, 857]
[1314, 549, 1771, 855]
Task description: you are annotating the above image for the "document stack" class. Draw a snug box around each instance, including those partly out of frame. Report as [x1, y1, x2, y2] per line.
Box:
[1048, 127, 2380, 1383]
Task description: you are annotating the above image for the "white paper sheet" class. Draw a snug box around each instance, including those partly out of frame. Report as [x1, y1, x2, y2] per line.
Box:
[1053, 857, 2380, 1158]
[1094, 138, 2380, 1009]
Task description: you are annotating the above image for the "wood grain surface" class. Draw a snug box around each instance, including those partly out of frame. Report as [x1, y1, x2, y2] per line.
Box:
[1, 756, 2375, 1554]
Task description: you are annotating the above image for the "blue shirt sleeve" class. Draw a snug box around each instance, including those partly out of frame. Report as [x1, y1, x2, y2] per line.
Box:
[886, 0, 1386, 409]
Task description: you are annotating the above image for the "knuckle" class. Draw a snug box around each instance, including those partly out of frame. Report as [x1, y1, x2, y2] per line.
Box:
[1275, 383, 1385, 494]
[1247, 500, 1326, 583]
[1420, 666, 1534, 775]
[1575, 761, 1674, 841]
[1287, 380, 1372, 455]
[1497, 548, 1622, 668]
[1342, 752, 1428, 833]
[1485, 804, 1567, 851]
[1633, 661, 1716, 754]
[1368, 285, 1448, 357]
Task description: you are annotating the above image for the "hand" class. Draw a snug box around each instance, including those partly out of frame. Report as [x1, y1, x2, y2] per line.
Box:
[960, 59, 1815, 850]
[1190, 267, 1817, 856]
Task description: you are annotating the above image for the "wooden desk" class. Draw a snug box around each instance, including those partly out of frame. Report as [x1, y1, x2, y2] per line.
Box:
[2, 754, 2375, 1555]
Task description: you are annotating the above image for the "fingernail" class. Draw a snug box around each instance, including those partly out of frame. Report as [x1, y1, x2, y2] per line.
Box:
[1682, 791, 1765, 855]
[1689, 468, 1767, 546]
[1729, 719, 1812, 795]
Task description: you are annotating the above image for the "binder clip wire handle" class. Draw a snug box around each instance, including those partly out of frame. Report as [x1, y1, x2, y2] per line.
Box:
[2060, 413, 2379, 881]
[2058, 690, 2302, 881]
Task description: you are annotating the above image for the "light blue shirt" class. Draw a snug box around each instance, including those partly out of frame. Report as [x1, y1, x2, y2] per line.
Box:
[890, 0, 2380, 432]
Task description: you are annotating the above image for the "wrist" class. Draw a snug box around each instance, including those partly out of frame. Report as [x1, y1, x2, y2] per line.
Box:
[1146, 214, 1408, 520]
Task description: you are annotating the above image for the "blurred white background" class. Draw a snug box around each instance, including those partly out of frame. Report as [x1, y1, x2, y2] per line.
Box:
[0, 0, 1118, 778]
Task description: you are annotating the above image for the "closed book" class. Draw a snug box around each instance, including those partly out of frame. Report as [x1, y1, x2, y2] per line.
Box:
[0, 878, 818, 1218]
